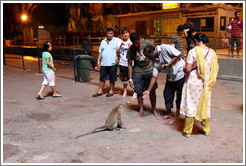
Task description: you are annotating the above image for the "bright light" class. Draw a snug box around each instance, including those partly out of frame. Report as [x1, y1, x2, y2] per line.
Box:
[21, 14, 27, 22]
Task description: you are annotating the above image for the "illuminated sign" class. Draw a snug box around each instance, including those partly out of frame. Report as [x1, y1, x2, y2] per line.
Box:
[162, 3, 178, 9]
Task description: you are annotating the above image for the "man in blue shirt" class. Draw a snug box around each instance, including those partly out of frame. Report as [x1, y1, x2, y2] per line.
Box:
[93, 28, 120, 97]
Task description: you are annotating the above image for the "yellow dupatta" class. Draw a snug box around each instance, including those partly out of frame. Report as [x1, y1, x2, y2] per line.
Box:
[194, 46, 219, 121]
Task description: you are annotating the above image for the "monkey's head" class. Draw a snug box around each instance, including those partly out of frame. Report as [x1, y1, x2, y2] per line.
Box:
[115, 104, 122, 110]
[114, 104, 126, 112]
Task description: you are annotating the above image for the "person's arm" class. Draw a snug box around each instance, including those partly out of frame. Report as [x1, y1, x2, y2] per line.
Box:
[97, 53, 102, 67]
[161, 53, 182, 70]
[184, 29, 189, 38]
[142, 75, 157, 99]
[183, 63, 193, 75]
[46, 58, 56, 71]
[116, 42, 124, 57]
[128, 59, 134, 88]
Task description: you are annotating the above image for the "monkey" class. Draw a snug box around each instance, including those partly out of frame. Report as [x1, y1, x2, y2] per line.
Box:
[75, 104, 125, 139]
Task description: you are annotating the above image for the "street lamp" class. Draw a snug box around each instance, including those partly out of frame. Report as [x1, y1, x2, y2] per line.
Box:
[21, 14, 28, 22]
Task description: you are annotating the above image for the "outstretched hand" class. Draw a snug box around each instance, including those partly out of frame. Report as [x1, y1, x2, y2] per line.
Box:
[142, 90, 150, 99]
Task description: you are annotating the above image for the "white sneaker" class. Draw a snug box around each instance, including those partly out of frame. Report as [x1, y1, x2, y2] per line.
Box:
[122, 91, 127, 98]
[131, 93, 137, 99]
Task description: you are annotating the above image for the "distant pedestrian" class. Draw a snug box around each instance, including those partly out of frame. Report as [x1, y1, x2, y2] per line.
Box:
[81, 34, 96, 68]
[116, 27, 136, 98]
[36, 42, 62, 100]
[226, 11, 243, 57]
[171, 25, 184, 59]
[180, 33, 219, 138]
[92, 28, 120, 97]
[81, 35, 93, 55]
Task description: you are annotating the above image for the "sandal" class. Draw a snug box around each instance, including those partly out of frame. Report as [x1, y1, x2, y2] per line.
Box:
[53, 94, 62, 98]
[36, 96, 44, 100]
[92, 93, 103, 97]
[106, 93, 114, 97]
[199, 130, 210, 136]
[182, 132, 191, 138]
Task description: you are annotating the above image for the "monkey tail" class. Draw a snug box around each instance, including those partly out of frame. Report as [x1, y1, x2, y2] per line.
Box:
[75, 126, 106, 139]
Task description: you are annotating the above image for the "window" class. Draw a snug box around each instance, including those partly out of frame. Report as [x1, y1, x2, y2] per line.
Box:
[220, 16, 226, 30]
[191, 17, 214, 32]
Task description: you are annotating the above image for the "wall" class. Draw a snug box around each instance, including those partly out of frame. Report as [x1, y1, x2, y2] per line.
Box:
[217, 58, 243, 81]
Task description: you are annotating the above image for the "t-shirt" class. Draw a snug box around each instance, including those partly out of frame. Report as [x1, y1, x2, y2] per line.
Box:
[118, 39, 132, 67]
[152, 44, 185, 82]
[99, 37, 120, 66]
[126, 40, 153, 74]
[171, 33, 184, 55]
[42, 51, 54, 71]
[230, 18, 243, 37]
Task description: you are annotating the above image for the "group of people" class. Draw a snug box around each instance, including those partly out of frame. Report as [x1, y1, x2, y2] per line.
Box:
[91, 25, 219, 138]
[36, 24, 219, 138]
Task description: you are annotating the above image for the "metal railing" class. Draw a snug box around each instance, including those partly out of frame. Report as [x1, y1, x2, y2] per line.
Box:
[3, 35, 243, 82]
[3, 46, 25, 70]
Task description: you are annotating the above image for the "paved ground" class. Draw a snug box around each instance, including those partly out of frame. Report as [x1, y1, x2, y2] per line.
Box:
[2, 55, 244, 164]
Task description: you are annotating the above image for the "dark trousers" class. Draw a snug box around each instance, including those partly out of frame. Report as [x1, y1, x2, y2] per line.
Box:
[163, 77, 185, 110]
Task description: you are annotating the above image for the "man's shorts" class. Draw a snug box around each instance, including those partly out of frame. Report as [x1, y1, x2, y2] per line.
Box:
[119, 65, 129, 83]
[42, 70, 55, 86]
[100, 65, 117, 82]
[230, 37, 241, 46]
[133, 72, 157, 94]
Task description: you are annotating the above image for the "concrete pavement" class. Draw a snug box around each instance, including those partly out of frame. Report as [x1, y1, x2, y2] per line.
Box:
[2, 55, 244, 164]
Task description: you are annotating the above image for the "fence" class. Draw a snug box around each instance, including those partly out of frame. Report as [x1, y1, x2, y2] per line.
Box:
[3, 46, 99, 82]
[3, 46, 25, 70]
[3, 35, 243, 82]
[12, 35, 243, 57]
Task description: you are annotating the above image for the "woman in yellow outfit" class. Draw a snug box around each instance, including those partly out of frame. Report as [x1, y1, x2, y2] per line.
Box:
[180, 33, 219, 138]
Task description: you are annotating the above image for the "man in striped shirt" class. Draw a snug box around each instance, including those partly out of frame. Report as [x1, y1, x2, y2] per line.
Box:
[171, 25, 184, 59]
[228, 11, 243, 57]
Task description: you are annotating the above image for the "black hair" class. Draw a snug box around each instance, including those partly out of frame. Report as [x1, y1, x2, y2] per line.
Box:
[121, 27, 130, 34]
[106, 28, 114, 33]
[187, 28, 195, 36]
[43, 42, 51, 51]
[177, 25, 184, 32]
[130, 32, 139, 44]
[235, 10, 240, 16]
[194, 33, 209, 43]
[143, 45, 155, 54]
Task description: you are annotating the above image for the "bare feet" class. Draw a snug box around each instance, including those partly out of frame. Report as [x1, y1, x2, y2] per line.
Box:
[162, 115, 173, 120]
[164, 118, 179, 125]
[182, 132, 191, 138]
[153, 111, 160, 117]
[138, 111, 144, 117]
